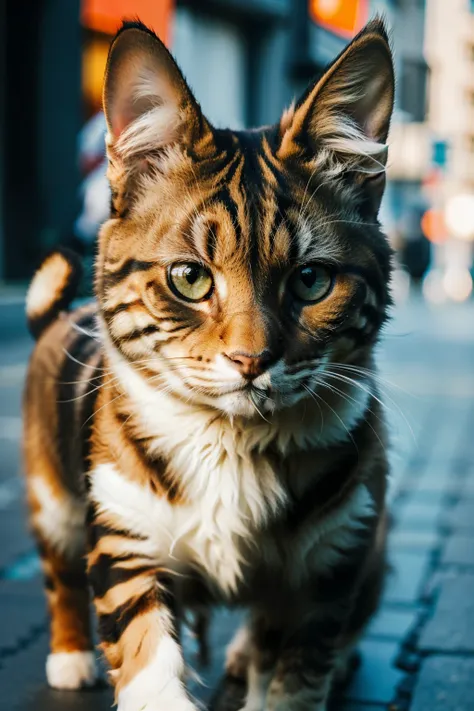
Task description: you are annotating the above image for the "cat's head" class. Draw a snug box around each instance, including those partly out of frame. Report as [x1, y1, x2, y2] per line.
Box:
[97, 19, 394, 417]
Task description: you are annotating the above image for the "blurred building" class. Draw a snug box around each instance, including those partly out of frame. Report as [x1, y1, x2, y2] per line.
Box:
[425, 0, 474, 197]
[0, 1, 82, 281]
[5, 0, 472, 287]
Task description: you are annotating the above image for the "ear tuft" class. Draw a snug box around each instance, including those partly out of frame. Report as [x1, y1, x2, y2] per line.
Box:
[278, 17, 395, 180]
[103, 22, 210, 166]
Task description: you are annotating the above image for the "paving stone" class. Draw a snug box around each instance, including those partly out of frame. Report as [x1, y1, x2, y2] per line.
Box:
[419, 572, 474, 652]
[337, 705, 385, 711]
[410, 656, 474, 711]
[393, 502, 442, 531]
[442, 500, 474, 532]
[414, 469, 457, 495]
[185, 608, 242, 705]
[344, 640, 404, 704]
[0, 587, 46, 657]
[440, 534, 474, 567]
[365, 607, 419, 641]
[389, 529, 441, 551]
[0, 383, 22, 418]
[0, 632, 113, 711]
[0, 508, 35, 570]
[384, 550, 431, 605]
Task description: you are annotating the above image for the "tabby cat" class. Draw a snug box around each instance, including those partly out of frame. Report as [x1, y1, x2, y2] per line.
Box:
[23, 18, 394, 711]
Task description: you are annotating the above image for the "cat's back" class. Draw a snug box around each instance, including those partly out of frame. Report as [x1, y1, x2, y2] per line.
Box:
[24, 301, 102, 500]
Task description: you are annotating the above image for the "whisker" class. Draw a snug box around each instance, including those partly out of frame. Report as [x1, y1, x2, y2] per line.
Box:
[302, 383, 358, 452]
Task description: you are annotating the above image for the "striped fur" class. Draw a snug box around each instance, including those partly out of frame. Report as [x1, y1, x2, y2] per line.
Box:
[23, 18, 394, 710]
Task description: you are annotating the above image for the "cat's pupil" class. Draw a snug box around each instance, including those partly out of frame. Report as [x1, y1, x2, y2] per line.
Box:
[185, 266, 200, 285]
[300, 267, 316, 288]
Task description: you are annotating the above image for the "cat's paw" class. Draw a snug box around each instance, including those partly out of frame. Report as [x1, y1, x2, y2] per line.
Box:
[117, 697, 198, 711]
[238, 703, 265, 711]
[118, 702, 198, 711]
[46, 650, 97, 690]
[117, 680, 198, 711]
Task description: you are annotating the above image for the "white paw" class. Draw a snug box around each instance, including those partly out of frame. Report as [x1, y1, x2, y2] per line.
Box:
[118, 678, 198, 711]
[46, 650, 97, 690]
[118, 699, 198, 711]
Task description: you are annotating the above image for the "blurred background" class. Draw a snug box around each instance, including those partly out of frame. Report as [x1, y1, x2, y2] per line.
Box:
[0, 0, 473, 301]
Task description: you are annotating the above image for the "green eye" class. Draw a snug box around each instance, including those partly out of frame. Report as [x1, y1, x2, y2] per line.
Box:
[168, 263, 214, 302]
[288, 264, 333, 303]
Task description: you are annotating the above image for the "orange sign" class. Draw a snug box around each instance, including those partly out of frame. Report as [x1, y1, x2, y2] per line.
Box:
[309, 0, 368, 37]
[82, 0, 174, 44]
[421, 209, 447, 244]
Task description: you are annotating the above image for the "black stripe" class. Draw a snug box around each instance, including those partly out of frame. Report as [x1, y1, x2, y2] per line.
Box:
[285, 447, 359, 531]
[206, 221, 218, 262]
[97, 575, 178, 645]
[102, 303, 131, 317]
[116, 324, 161, 342]
[103, 259, 155, 288]
[90, 554, 156, 599]
[79, 354, 103, 473]
[97, 589, 156, 644]
[56, 333, 99, 493]
[123, 435, 182, 502]
[55, 567, 88, 590]
[86, 511, 149, 549]
[339, 265, 385, 303]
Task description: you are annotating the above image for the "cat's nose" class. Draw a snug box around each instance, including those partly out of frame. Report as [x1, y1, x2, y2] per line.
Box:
[224, 350, 275, 379]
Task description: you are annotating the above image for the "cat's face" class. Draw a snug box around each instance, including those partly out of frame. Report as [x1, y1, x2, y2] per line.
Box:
[97, 20, 394, 417]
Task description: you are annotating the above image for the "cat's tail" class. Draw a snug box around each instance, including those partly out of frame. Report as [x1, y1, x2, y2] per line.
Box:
[26, 247, 83, 340]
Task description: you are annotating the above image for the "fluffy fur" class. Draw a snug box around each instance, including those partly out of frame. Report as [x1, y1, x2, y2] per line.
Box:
[23, 18, 394, 711]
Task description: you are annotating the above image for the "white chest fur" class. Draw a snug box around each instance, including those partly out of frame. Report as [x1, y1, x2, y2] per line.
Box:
[90, 351, 372, 594]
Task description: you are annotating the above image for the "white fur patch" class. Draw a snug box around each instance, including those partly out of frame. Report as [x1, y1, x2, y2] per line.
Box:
[240, 665, 273, 711]
[26, 252, 71, 321]
[46, 651, 97, 690]
[29, 476, 86, 556]
[117, 635, 196, 711]
[91, 340, 374, 591]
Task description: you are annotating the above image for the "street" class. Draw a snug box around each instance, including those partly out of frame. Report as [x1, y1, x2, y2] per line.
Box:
[1, 292, 474, 710]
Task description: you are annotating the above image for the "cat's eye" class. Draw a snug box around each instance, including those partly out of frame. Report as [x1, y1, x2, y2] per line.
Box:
[287, 264, 333, 303]
[168, 263, 214, 302]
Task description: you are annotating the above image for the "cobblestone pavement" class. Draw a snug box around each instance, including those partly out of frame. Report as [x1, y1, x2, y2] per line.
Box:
[1, 293, 474, 710]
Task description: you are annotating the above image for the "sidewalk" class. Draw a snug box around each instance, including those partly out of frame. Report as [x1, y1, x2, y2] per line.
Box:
[1, 294, 474, 710]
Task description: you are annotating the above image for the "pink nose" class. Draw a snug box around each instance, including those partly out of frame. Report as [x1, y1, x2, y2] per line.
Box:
[224, 350, 274, 379]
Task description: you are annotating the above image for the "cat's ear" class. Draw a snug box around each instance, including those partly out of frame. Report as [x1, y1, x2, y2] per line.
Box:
[103, 21, 213, 167]
[278, 18, 394, 213]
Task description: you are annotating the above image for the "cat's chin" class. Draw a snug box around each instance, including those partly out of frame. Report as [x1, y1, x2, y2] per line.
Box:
[216, 391, 275, 418]
[211, 388, 305, 418]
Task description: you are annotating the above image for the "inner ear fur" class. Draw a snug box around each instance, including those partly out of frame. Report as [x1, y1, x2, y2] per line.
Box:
[278, 18, 395, 176]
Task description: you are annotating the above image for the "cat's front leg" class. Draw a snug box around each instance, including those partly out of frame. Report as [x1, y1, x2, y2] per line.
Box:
[264, 560, 366, 711]
[87, 519, 197, 711]
[264, 614, 341, 711]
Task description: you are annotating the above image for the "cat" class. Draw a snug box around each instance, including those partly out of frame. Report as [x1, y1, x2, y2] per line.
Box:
[23, 17, 394, 711]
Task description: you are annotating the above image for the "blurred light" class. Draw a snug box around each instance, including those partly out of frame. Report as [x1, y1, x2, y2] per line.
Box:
[82, 0, 174, 43]
[442, 267, 473, 302]
[82, 38, 109, 114]
[422, 269, 446, 304]
[445, 194, 474, 241]
[391, 269, 411, 304]
[309, 0, 368, 37]
[421, 209, 447, 243]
